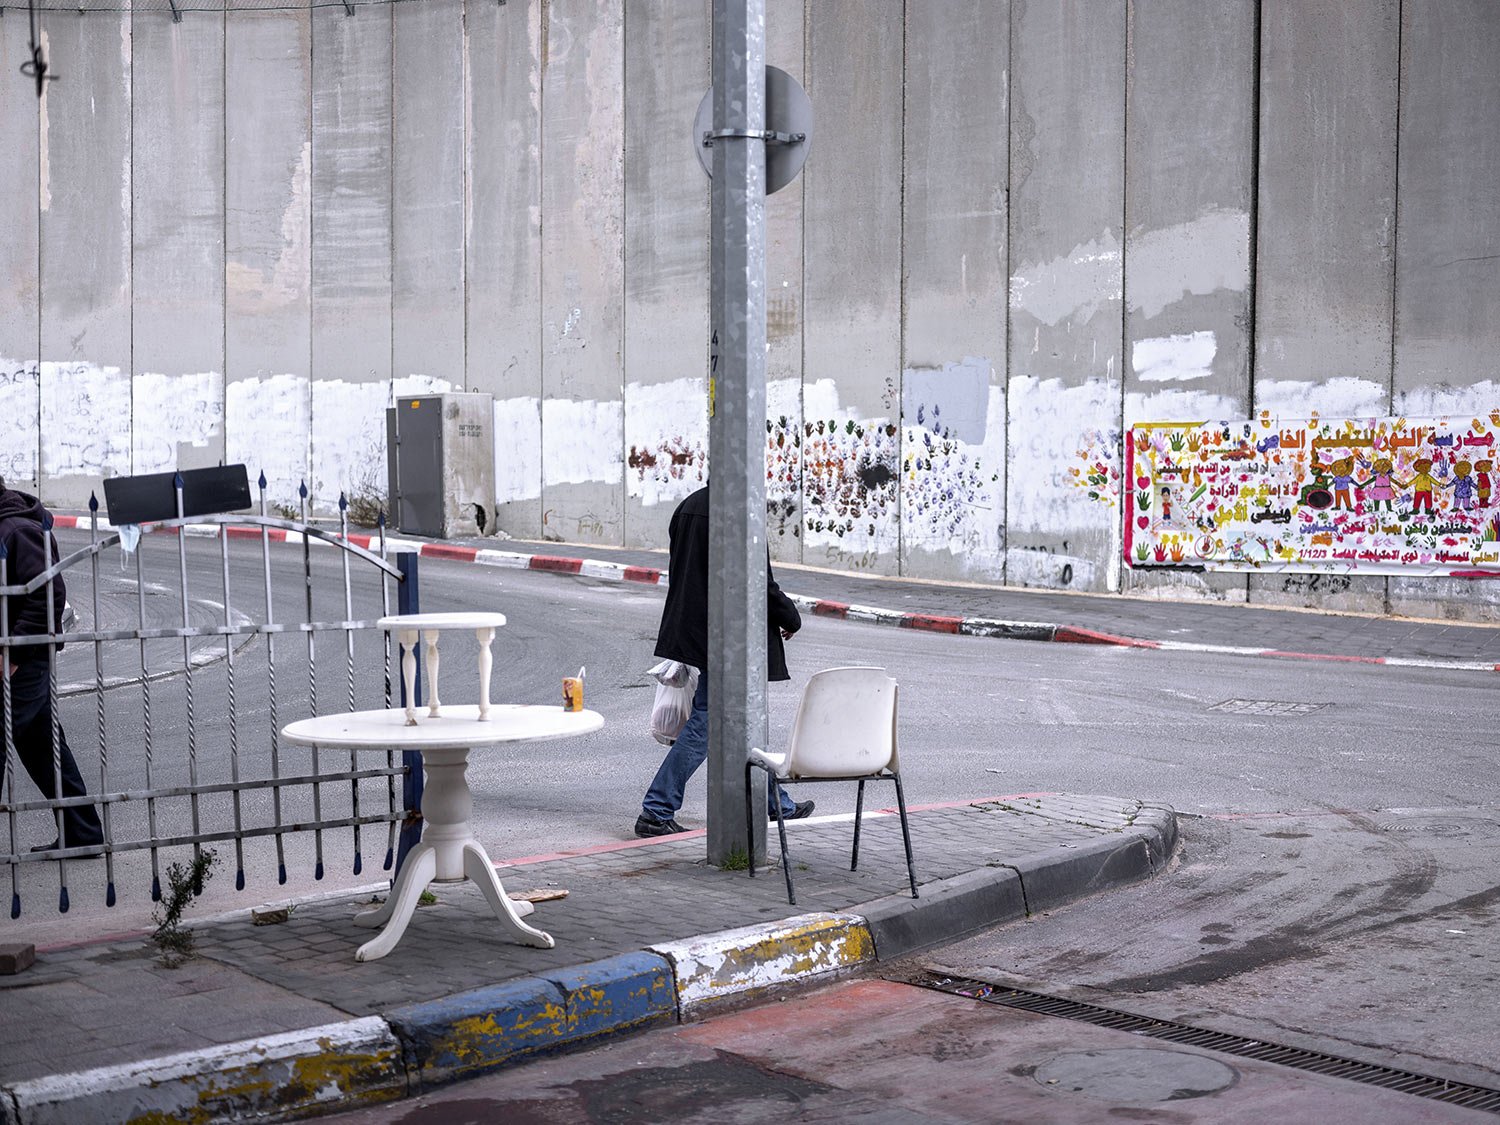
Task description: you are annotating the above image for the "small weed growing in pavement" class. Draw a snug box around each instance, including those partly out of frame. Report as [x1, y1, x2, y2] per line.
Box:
[344, 466, 388, 528]
[418, 890, 438, 906]
[719, 847, 750, 872]
[151, 849, 218, 967]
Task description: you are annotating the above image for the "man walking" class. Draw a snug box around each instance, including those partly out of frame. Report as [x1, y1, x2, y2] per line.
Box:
[636, 483, 813, 836]
[0, 476, 104, 852]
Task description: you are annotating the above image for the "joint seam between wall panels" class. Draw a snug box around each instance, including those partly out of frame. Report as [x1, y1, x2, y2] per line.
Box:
[897, 0, 908, 576]
[1000, 0, 1013, 587]
[1118, 0, 1130, 595]
[619, 0, 627, 545]
[1383, 0, 1405, 618]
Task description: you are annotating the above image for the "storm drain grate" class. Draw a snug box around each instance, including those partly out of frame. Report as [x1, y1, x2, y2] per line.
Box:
[1209, 698, 1331, 716]
[914, 974, 1500, 1115]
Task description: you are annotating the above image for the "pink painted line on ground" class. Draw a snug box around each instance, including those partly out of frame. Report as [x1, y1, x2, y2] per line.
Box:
[1263, 650, 1385, 665]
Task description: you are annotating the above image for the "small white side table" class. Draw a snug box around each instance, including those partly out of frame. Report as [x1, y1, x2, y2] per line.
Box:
[377, 611, 508, 724]
[281, 704, 604, 962]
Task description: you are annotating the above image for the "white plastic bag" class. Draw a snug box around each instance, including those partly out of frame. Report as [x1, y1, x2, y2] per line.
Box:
[647, 660, 699, 746]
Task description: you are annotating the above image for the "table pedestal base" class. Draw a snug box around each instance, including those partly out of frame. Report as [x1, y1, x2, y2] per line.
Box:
[350, 747, 553, 962]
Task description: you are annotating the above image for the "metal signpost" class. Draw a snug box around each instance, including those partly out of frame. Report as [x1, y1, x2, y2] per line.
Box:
[702, 1, 811, 867]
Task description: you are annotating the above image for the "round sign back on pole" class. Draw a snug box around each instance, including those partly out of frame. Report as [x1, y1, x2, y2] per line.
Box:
[694, 65, 813, 196]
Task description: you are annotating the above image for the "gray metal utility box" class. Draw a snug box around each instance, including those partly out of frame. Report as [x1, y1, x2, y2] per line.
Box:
[386, 393, 496, 538]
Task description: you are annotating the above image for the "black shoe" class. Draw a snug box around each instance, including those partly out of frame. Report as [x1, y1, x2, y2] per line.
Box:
[782, 800, 815, 821]
[634, 814, 687, 838]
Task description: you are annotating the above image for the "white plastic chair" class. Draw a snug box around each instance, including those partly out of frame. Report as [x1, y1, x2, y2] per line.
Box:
[745, 666, 918, 905]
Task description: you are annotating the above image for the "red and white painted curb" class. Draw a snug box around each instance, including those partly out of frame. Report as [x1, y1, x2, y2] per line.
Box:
[51, 516, 1500, 675]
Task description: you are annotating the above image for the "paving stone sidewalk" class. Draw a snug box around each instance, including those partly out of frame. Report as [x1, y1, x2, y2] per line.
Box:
[0, 794, 1166, 1090]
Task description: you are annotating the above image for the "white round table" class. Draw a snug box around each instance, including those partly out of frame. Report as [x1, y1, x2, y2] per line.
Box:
[377, 611, 508, 725]
[282, 704, 604, 962]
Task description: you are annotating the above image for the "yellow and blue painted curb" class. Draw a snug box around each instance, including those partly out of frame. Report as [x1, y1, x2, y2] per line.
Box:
[0, 807, 1176, 1124]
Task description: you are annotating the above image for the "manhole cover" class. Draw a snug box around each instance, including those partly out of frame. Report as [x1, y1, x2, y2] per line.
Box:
[1376, 816, 1500, 840]
[1209, 699, 1330, 716]
[1034, 1047, 1237, 1105]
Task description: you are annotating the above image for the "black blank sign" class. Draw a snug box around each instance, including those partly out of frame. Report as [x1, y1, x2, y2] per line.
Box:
[102, 465, 253, 526]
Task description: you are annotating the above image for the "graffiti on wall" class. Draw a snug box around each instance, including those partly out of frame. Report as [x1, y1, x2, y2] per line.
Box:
[1126, 413, 1500, 575]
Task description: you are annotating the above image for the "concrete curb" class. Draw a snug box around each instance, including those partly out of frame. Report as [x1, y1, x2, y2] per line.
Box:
[52, 516, 1500, 673]
[3, 1017, 405, 1125]
[650, 912, 876, 1018]
[0, 805, 1178, 1124]
[388, 951, 676, 1090]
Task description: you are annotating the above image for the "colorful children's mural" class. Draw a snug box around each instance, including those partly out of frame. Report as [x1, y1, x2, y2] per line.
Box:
[1126, 414, 1500, 575]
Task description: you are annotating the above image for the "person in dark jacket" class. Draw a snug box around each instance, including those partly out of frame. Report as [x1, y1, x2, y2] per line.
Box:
[637, 483, 814, 837]
[0, 477, 104, 852]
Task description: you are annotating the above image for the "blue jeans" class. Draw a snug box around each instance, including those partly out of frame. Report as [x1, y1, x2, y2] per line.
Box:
[642, 672, 796, 822]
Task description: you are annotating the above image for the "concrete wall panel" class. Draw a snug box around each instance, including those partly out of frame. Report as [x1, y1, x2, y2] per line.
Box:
[1254, 0, 1399, 408]
[38, 11, 134, 505]
[310, 3, 393, 513]
[539, 0, 625, 545]
[393, 0, 464, 392]
[622, 0, 709, 548]
[900, 0, 1009, 582]
[802, 0, 904, 575]
[224, 5, 313, 508]
[1122, 0, 1254, 601]
[1250, 0, 1399, 613]
[131, 11, 227, 482]
[1388, 0, 1500, 618]
[468, 0, 544, 536]
[1006, 0, 1126, 592]
[765, 0, 806, 564]
[0, 15, 40, 491]
[768, 0, 804, 564]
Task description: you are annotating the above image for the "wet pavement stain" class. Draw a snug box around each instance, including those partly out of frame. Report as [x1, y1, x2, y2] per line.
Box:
[569, 1050, 833, 1123]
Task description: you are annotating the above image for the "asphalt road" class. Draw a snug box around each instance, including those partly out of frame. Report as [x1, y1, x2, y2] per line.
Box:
[5, 531, 1498, 1117]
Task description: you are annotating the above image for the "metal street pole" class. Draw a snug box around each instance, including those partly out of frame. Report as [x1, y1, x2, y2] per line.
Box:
[706, 0, 768, 867]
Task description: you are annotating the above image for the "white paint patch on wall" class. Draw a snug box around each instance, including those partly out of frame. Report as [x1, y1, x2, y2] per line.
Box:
[541, 398, 623, 487]
[1127, 208, 1250, 320]
[226, 375, 310, 506]
[1124, 387, 1244, 429]
[901, 383, 1006, 578]
[0, 359, 40, 486]
[132, 372, 224, 475]
[1007, 375, 1120, 534]
[39, 361, 132, 478]
[624, 377, 706, 508]
[1132, 331, 1216, 383]
[1009, 230, 1123, 328]
[1254, 377, 1388, 419]
[310, 376, 451, 509]
[1394, 380, 1500, 420]
[494, 396, 542, 504]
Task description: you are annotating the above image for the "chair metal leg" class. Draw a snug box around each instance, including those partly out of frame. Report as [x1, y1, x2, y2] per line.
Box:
[851, 779, 866, 871]
[770, 777, 795, 905]
[891, 770, 918, 898]
[743, 762, 757, 880]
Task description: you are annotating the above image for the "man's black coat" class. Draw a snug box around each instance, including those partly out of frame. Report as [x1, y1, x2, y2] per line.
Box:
[653, 484, 800, 680]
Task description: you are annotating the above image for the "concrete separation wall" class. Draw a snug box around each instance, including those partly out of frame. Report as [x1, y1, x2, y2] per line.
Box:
[5, 3, 1498, 622]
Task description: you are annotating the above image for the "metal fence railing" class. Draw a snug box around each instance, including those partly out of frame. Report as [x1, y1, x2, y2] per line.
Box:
[0, 475, 419, 921]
